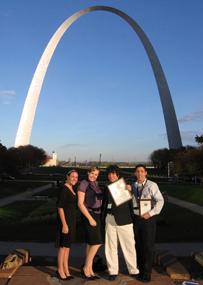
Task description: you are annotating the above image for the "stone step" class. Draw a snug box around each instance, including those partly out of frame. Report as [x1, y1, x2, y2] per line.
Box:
[0, 249, 30, 279]
[194, 252, 203, 267]
[166, 261, 190, 280]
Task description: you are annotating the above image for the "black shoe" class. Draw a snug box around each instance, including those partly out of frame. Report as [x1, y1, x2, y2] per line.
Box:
[56, 270, 68, 280]
[66, 275, 74, 280]
[130, 273, 140, 279]
[81, 268, 95, 280]
[92, 275, 100, 279]
[131, 273, 142, 281]
[141, 274, 151, 283]
[108, 275, 117, 281]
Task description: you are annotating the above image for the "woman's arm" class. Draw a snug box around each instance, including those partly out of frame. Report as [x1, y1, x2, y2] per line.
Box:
[78, 191, 97, 226]
[58, 208, 69, 233]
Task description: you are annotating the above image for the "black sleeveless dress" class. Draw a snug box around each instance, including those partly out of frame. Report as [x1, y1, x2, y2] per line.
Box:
[56, 185, 77, 248]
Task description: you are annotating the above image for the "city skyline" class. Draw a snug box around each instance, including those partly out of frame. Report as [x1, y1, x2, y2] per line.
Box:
[1, 0, 203, 161]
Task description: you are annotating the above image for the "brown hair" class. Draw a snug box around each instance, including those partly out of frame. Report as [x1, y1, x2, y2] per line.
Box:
[88, 166, 100, 173]
[66, 169, 78, 176]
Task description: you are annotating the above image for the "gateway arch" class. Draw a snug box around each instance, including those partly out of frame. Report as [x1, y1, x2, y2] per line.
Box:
[15, 5, 182, 149]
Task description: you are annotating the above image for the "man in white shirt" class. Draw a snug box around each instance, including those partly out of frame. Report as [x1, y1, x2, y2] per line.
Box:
[132, 164, 164, 283]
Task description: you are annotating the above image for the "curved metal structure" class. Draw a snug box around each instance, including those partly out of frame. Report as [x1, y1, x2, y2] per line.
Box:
[15, 5, 182, 149]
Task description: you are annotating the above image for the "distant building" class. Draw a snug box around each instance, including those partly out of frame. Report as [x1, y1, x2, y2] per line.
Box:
[43, 151, 58, 166]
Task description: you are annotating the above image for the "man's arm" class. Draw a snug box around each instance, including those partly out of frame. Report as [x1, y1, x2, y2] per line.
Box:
[148, 183, 164, 217]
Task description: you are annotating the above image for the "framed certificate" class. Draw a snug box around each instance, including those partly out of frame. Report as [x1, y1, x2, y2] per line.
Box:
[107, 178, 132, 206]
[139, 199, 152, 216]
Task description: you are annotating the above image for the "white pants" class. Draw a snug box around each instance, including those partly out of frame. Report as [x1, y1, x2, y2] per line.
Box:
[105, 214, 139, 275]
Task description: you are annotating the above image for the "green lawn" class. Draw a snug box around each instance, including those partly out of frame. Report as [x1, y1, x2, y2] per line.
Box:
[156, 202, 203, 242]
[0, 200, 46, 223]
[0, 199, 203, 242]
[0, 181, 47, 198]
[160, 184, 203, 206]
[32, 186, 58, 198]
[1, 167, 203, 242]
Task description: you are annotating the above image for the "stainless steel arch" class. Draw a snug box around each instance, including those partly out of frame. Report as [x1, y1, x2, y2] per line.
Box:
[15, 5, 182, 149]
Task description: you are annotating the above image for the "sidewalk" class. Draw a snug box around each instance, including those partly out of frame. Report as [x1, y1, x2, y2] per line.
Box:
[168, 196, 203, 216]
[1, 242, 202, 285]
[0, 184, 52, 207]
[0, 243, 177, 285]
[0, 266, 175, 285]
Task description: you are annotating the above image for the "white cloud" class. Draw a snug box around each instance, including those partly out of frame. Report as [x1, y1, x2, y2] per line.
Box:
[0, 90, 16, 105]
[178, 110, 203, 124]
[159, 130, 201, 144]
[58, 143, 88, 149]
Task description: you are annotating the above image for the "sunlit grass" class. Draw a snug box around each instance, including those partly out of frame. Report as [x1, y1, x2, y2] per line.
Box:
[160, 184, 203, 206]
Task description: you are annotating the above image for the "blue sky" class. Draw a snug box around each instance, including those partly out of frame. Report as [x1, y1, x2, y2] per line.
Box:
[0, 0, 203, 162]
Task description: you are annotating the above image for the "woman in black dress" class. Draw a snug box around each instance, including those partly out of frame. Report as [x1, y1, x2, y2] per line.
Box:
[56, 169, 78, 280]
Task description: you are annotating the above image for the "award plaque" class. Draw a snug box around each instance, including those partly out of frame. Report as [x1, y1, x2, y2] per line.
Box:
[139, 199, 152, 216]
[107, 178, 132, 206]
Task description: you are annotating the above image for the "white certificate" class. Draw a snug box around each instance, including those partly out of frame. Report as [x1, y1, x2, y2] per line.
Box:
[139, 199, 152, 216]
[107, 178, 132, 206]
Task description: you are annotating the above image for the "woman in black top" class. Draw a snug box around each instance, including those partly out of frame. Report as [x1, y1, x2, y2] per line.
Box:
[56, 170, 78, 280]
[78, 166, 103, 280]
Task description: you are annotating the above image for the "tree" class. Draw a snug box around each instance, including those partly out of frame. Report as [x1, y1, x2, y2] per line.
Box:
[149, 145, 201, 177]
[0, 143, 48, 175]
[17, 145, 47, 168]
[195, 135, 203, 145]
[174, 147, 203, 176]
[150, 148, 170, 170]
[0, 143, 7, 173]
[149, 148, 180, 171]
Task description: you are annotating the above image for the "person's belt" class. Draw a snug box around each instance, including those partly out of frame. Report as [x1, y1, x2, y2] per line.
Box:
[107, 209, 113, 215]
[107, 203, 113, 215]
[133, 207, 139, 216]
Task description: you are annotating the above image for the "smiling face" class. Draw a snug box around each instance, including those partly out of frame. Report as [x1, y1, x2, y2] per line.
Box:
[88, 169, 100, 182]
[135, 167, 147, 183]
[108, 172, 119, 183]
[67, 171, 78, 186]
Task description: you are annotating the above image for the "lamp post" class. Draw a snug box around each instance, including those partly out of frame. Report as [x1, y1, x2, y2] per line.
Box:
[99, 153, 102, 166]
[167, 161, 171, 178]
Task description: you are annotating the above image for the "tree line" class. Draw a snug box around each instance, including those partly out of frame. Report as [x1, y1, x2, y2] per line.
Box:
[150, 135, 203, 177]
[0, 143, 48, 175]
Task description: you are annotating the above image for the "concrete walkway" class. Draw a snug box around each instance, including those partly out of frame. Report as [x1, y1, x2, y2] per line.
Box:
[0, 184, 52, 207]
[0, 266, 175, 285]
[0, 243, 181, 285]
[1, 243, 202, 285]
[168, 195, 203, 216]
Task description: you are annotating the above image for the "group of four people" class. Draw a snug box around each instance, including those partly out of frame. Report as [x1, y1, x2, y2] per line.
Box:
[56, 164, 164, 283]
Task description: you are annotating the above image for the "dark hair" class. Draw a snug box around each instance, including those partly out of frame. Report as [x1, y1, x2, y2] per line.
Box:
[67, 169, 78, 176]
[106, 165, 120, 177]
[134, 164, 147, 172]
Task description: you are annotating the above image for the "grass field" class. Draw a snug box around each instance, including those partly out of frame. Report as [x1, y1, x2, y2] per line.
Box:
[0, 198, 203, 242]
[0, 167, 202, 242]
[156, 202, 203, 242]
[160, 184, 203, 206]
[0, 181, 47, 198]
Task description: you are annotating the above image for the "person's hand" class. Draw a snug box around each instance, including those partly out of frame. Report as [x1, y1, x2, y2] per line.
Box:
[142, 212, 151, 220]
[126, 184, 132, 191]
[89, 218, 97, 227]
[62, 224, 69, 234]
